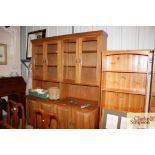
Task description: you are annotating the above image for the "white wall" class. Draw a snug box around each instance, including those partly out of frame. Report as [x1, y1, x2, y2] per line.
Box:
[0, 26, 21, 77]
[25, 26, 155, 50]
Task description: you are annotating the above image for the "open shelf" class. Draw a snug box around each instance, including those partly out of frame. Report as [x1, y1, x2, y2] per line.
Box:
[101, 50, 150, 112]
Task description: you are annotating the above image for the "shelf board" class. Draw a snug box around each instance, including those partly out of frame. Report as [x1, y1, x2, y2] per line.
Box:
[82, 66, 96, 68]
[82, 50, 97, 53]
[33, 79, 60, 83]
[64, 51, 76, 53]
[35, 65, 43, 67]
[47, 52, 58, 54]
[103, 50, 150, 56]
[62, 81, 98, 87]
[35, 53, 43, 55]
[64, 66, 75, 67]
[102, 88, 146, 95]
[102, 70, 147, 74]
[47, 65, 57, 67]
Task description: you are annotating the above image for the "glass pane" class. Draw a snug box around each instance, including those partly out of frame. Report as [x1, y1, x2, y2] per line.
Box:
[63, 41, 76, 82]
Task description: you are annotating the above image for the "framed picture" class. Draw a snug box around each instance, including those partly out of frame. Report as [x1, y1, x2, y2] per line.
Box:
[101, 109, 127, 129]
[0, 43, 7, 65]
[26, 29, 46, 59]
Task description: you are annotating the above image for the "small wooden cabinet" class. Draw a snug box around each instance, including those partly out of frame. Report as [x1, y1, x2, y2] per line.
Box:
[26, 96, 99, 129]
[101, 50, 151, 112]
[32, 31, 107, 88]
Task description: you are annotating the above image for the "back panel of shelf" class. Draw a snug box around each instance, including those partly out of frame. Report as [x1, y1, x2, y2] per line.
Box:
[60, 83, 99, 103]
[101, 91, 146, 112]
[102, 72, 147, 95]
[102, 53, 148, 72]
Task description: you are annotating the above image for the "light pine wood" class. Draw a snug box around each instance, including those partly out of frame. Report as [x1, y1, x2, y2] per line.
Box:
[102, 52, 148, 73]
[101, 91, 146, 112]
[101, 50, 150, 112]
[32, 42, 44, 81]
[31, 30, 107, 102]
[71, 105, 99, 129]
[26, 96, 99, 129]
[60, 83, 99, 102]
[57, 103, 72, 129]
[30, 31, 107, 128]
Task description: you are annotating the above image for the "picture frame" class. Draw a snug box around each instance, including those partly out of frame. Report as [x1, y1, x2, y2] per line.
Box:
[26, 29, 46, 59]
[0, 43, 7, 65]
[101, 109, 127, 129]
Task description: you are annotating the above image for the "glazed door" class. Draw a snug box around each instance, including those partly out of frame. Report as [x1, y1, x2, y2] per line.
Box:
[62, 38, 79, 83]
[32, 42, 44, 80]
[44, 40, 61, 81]
[79, 35, 100, 86]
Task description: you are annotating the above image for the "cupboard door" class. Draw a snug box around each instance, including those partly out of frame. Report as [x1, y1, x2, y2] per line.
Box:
[79, 36, 100, 85]
[62, 38, 79, 83]
[72, 107, 99, 129]
[41, 103, 58, 128]
[57, 104, 71, 129]
[32, 43, 44, 80]
[44, 41, 61, 81]
[26, 98, 41, 125]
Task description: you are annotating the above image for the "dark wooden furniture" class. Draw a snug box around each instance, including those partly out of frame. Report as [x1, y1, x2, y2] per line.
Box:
[0, 76, 26, 102]
[0, 100, 26, 129]
[0, 76, 26, 120]
[33, 108, 59, 128]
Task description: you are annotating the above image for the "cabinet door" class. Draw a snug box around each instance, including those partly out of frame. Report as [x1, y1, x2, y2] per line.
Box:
[26, 98, 41, 125]
[72, 107, 99, 129]
[32, 43, 44, 80]
[62, 38, 79, 83]
[79, 35, 101, 85]
[41, 103, 58, 128]
[44, 40, 62, 81]
[57, 104, 72, 129]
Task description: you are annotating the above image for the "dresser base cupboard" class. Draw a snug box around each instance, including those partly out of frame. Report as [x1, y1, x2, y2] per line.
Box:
[26, 96, 99, 129]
